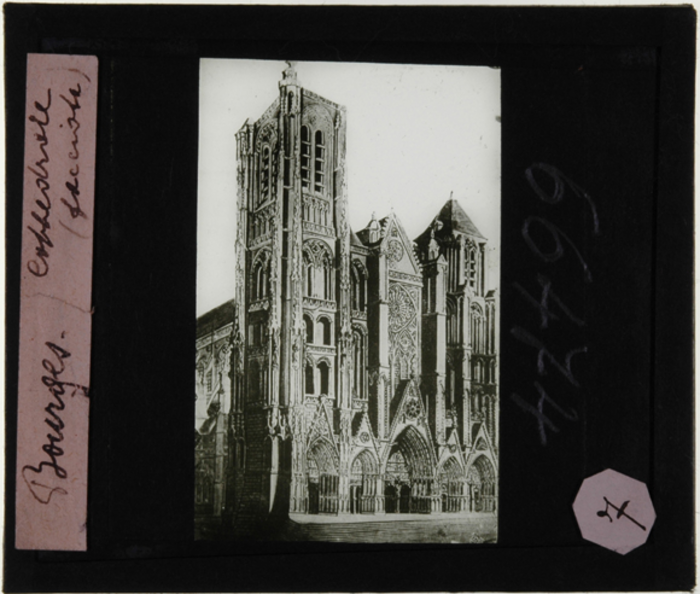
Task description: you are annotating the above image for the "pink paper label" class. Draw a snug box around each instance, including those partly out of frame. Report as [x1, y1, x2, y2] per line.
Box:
[15, 54, 98, 551]
[573, 469, 656, 555]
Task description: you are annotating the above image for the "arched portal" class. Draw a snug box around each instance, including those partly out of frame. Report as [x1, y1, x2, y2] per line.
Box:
[438, 457, 466, 513]
[306, 439, 339, 514]
[384, 426, 434, 513]
[350, 450, 378, 514]
[467, 455, 496, 513]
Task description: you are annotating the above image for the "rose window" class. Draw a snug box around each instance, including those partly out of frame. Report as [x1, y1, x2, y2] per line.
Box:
[405, 399, 421, 419]
[388, 285, 415, 331]
[387, 239, 404, 265]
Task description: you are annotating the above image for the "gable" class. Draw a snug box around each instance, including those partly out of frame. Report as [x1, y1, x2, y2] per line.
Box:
[437, 428, 467, 472]
[306, 399, 337, 448]
[381, 215, 421, 276]
[464, 422, 499, 477]
[351, 410, 380, 458]
[388, 380, 429, 436]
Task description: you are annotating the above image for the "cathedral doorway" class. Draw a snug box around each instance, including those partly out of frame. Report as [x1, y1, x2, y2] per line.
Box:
[385, 426, 434, 514]
[306, 439, 339, 514]
[438, 457, 465, 513]
[467, 455, 496, 513]
[350, 450, 377, 514]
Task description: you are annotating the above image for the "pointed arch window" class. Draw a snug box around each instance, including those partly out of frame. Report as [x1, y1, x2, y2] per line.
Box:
[322, 254, 333, 300]
[314, 130, 325, 193]
[351, 262, 367, 312]
[303, 241, 333, 301]
[319, 317, 332, 346]
[472, 358, 484, 384]
[305, 361, 315, 394]
[303, 251, 314, 297]
[318, 361, 330, 395]
[352, 330, 366, 399]
[471, 304, 484, 353]
[304, 314, 314, 344]
[447, 297, 459, 344]
[301, 126, 311, 189]
[254, 259, 269, 301]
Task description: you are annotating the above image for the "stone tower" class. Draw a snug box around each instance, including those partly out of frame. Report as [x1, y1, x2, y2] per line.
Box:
[416, 199, 499, 459]
[232, 63, 353, 517]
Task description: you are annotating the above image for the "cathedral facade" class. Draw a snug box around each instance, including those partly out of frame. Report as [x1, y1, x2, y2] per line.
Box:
[195, 64, 498, 537]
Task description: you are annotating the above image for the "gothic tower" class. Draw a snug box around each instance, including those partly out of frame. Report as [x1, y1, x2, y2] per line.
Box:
[232, 63, 352, 517]
[416, 199, 499, 459]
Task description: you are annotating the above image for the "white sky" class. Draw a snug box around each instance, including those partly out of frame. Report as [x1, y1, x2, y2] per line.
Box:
[197, 59, 501, 316]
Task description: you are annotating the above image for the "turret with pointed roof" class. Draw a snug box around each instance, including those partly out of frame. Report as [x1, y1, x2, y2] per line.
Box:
[416, 195, 488, 298]
[415, 197, 485, 260]
[435, 197, 485, 239]
[415, 194, 497, 459]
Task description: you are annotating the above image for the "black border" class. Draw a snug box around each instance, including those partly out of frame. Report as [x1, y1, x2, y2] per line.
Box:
[4, 5, 695, 592]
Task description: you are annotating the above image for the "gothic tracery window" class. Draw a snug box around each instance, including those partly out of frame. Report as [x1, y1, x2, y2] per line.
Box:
[303, 241, 334, 301]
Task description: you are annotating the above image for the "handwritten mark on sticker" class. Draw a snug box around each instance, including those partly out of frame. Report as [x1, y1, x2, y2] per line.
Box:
[15, 54, 97, 551]
[573, 469, 655, 555]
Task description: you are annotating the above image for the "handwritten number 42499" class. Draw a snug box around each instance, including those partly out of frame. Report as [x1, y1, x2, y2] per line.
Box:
[510, 164, 600, 446]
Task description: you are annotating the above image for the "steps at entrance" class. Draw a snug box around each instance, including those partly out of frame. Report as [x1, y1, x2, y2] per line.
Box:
[285, 513, 497, 543]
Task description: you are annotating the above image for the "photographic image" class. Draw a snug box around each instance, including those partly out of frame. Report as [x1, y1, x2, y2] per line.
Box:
[195, 59, 501, 543]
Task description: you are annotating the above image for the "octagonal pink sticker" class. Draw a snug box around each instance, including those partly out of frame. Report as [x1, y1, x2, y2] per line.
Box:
[573, 469, 655, 555]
